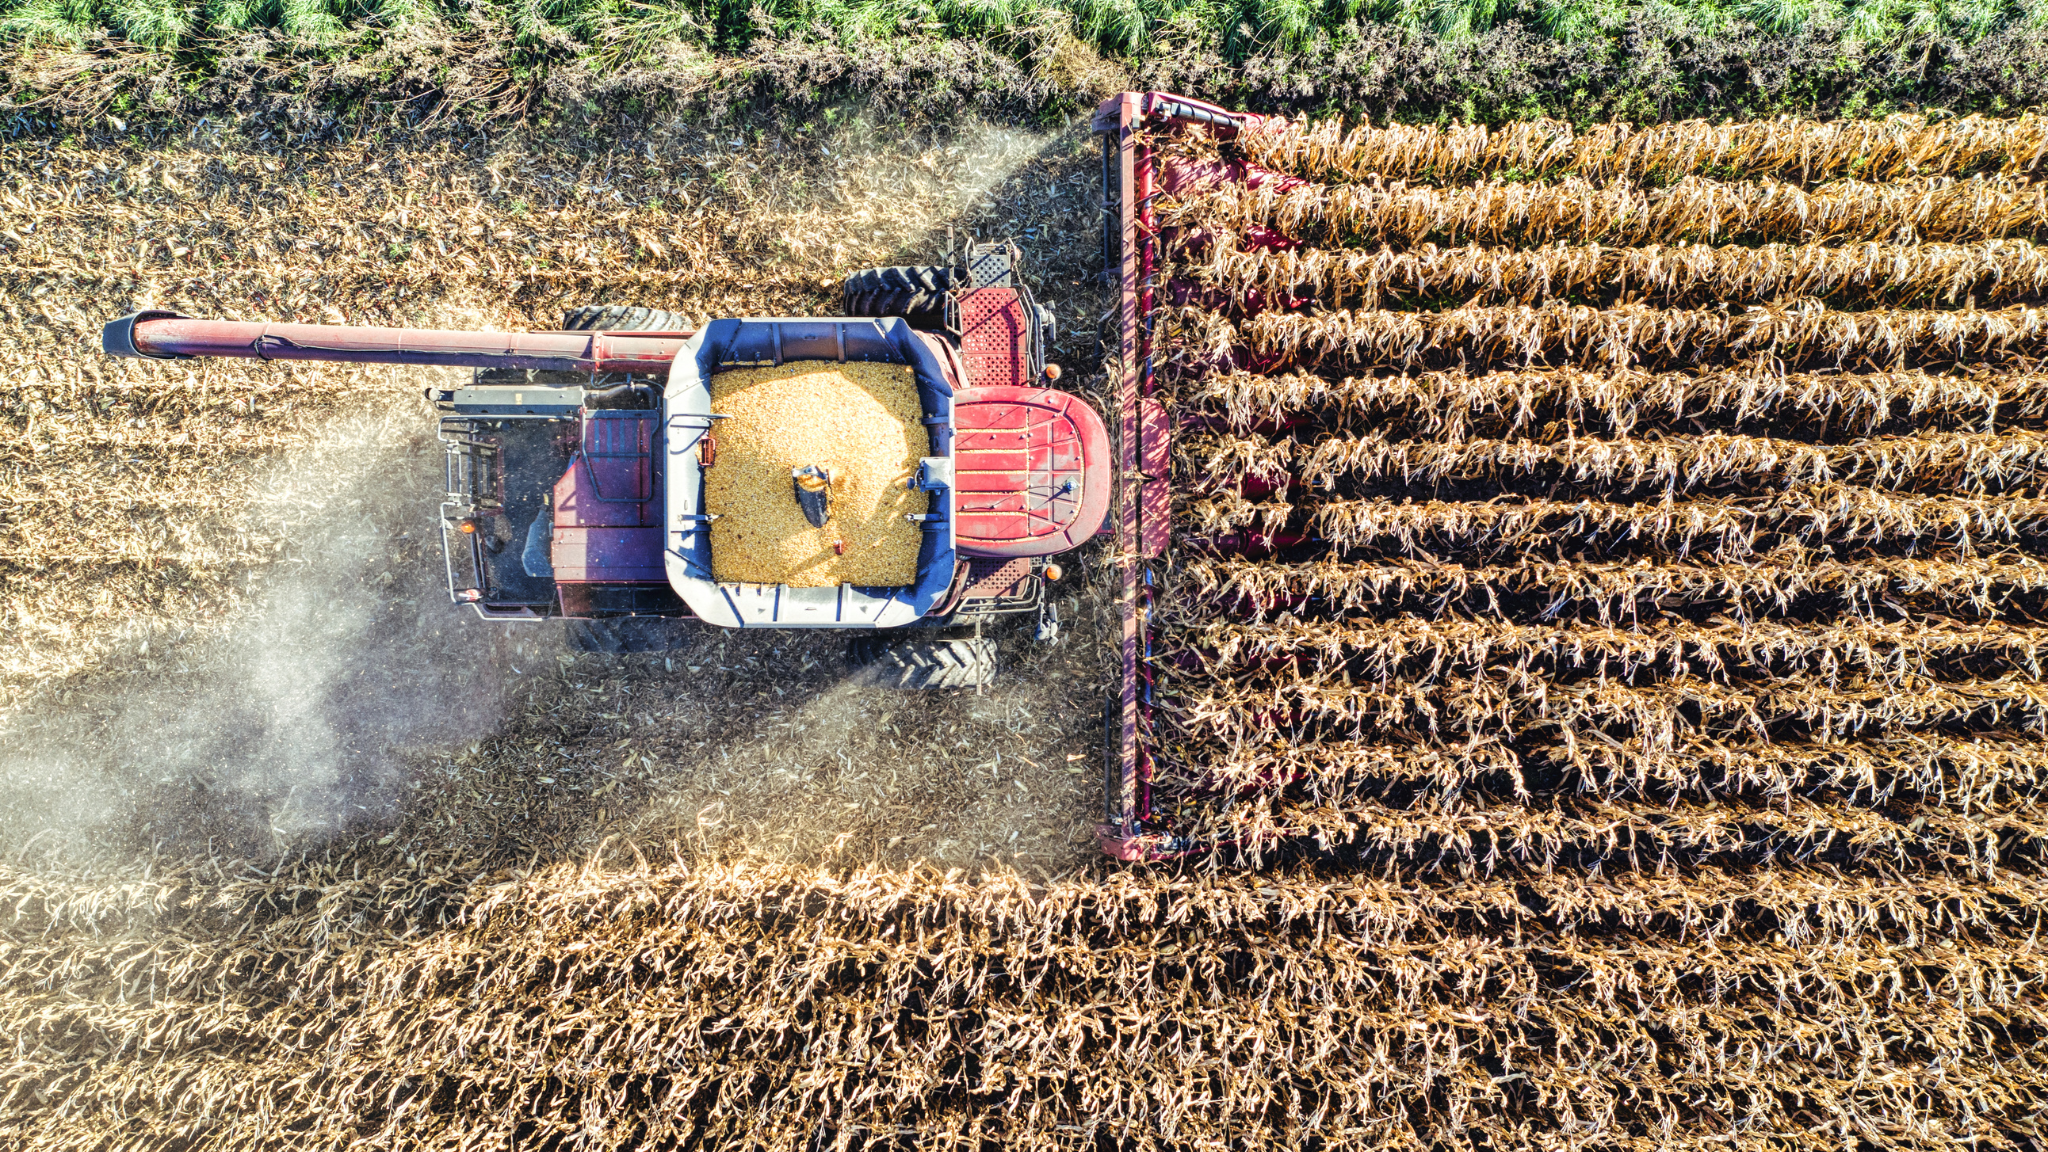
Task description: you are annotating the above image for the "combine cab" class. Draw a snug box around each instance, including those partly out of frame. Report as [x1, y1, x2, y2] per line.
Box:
[103, 242, 1108, 690]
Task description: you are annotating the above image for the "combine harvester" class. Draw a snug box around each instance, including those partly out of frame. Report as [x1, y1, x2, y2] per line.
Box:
[102, 241, 1107, 690]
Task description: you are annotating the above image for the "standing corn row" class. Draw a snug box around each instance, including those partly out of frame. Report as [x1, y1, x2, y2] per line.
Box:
[1137, 107, 2048, 1142]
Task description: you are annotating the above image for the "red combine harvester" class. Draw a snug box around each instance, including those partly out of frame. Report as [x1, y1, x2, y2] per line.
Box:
[1090, 92, 1289, 861]
[103, 241, 1108, 690]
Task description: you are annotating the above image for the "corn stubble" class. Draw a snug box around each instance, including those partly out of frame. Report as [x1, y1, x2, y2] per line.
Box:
[10, 115, 2048, 1149]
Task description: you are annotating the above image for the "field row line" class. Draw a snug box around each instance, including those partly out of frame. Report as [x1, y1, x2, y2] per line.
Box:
[1179, 427, 2048, 493]
[1174, 554, 2048, 618]
[1226, 112, 2048, 187]
[1173, 730, 2048, 807]
[1186, 486, 2048, 557]
[1176, 237, 2048, 309]
[1163, 176, 2048, 248]
[1164, 303, 2048, 371]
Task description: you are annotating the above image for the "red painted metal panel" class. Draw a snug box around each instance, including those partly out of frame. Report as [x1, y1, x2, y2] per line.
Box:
[552, 413, 665, 583]
[1138, 396, 1171, 560]
[953, 467, 1031, 493]
[1141, 480, 1171, 559]
[1139, 397, 1170, 479]
[959, 288, 1031, 390]
[1096, 89, 1147, 859]
[953, 385, 1111, 558]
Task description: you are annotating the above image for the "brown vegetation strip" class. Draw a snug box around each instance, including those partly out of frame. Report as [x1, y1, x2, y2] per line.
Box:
[1163, 175, 2048, 247]
[1165, 302, 2048, 372]
[1174, 731, 2048, 809]
[1176, 787, 2038, 868]
[1175, 553, 2048, 618]
[1162, 615, 2048, 684]
[1179, 365, 2048, 435]
[1164, 672, 2048, 746]
[1180, 427, 2048, 494]
[2, 856, 2045, 1149]
[1229, 111, 2048, 186]
[1187, 486, 2048, 557]
[1177, 237, 2048, 309]
[0, 139, 942, 291]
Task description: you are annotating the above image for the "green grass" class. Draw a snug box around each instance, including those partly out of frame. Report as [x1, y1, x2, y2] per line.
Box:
[4, 0, 2039, 57]
[4, 0, 2046, 127]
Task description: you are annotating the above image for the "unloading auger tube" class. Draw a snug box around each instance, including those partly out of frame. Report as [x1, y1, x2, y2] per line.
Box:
[102, 310, 696, 374]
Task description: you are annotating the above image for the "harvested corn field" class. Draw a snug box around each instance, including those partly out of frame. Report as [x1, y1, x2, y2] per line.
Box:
[0, 118, 1117, 867]
[706, 361, 926, 587]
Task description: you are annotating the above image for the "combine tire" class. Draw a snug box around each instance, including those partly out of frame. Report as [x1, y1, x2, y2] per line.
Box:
[560, 304, 691, 332]
[845, 635, 996, 689]
[843, 266, 951, 326]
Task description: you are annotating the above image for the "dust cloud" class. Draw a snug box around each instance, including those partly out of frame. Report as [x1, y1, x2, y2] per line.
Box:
[0, 394, 522, 863]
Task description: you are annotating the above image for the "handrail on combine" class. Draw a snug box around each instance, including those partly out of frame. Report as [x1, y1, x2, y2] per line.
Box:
[1090, 92, 1270, 862]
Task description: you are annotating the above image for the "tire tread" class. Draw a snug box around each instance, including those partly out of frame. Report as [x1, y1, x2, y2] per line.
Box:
[842, 266, 951, 322]
[845, 636, 996, 689]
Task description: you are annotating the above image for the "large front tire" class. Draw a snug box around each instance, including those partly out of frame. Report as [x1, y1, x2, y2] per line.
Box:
[842, 266, 950, 327]
[845, 635, 996, 689]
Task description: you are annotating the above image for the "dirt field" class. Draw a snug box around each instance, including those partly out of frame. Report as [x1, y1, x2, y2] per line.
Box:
[0, 114, 1117, 873]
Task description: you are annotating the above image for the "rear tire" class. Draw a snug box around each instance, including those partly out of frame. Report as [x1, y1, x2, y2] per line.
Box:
[845, 635, 996, 689]
[842, 266, 950, 327]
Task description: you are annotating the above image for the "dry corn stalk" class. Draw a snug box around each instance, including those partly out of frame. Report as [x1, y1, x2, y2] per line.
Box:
[1163, 302, 2048, 371]
[1163, 614, 2048, 690]
[1186, 486, 2048, 558]
[6, 852, 2048, 1151]
[1180, 427, 2048, 494]
[1228, 111, 2048, 186]
[1173, 553, 2048, 621]
[1166, 668, 2048, 745]
[1162, 175, 2048, 247]
[1175, 237, 2048, 310]
[1168, 785, 2031, 872]
[1173, 729, 2048, 812]
[1178, 365, 2048, 436]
